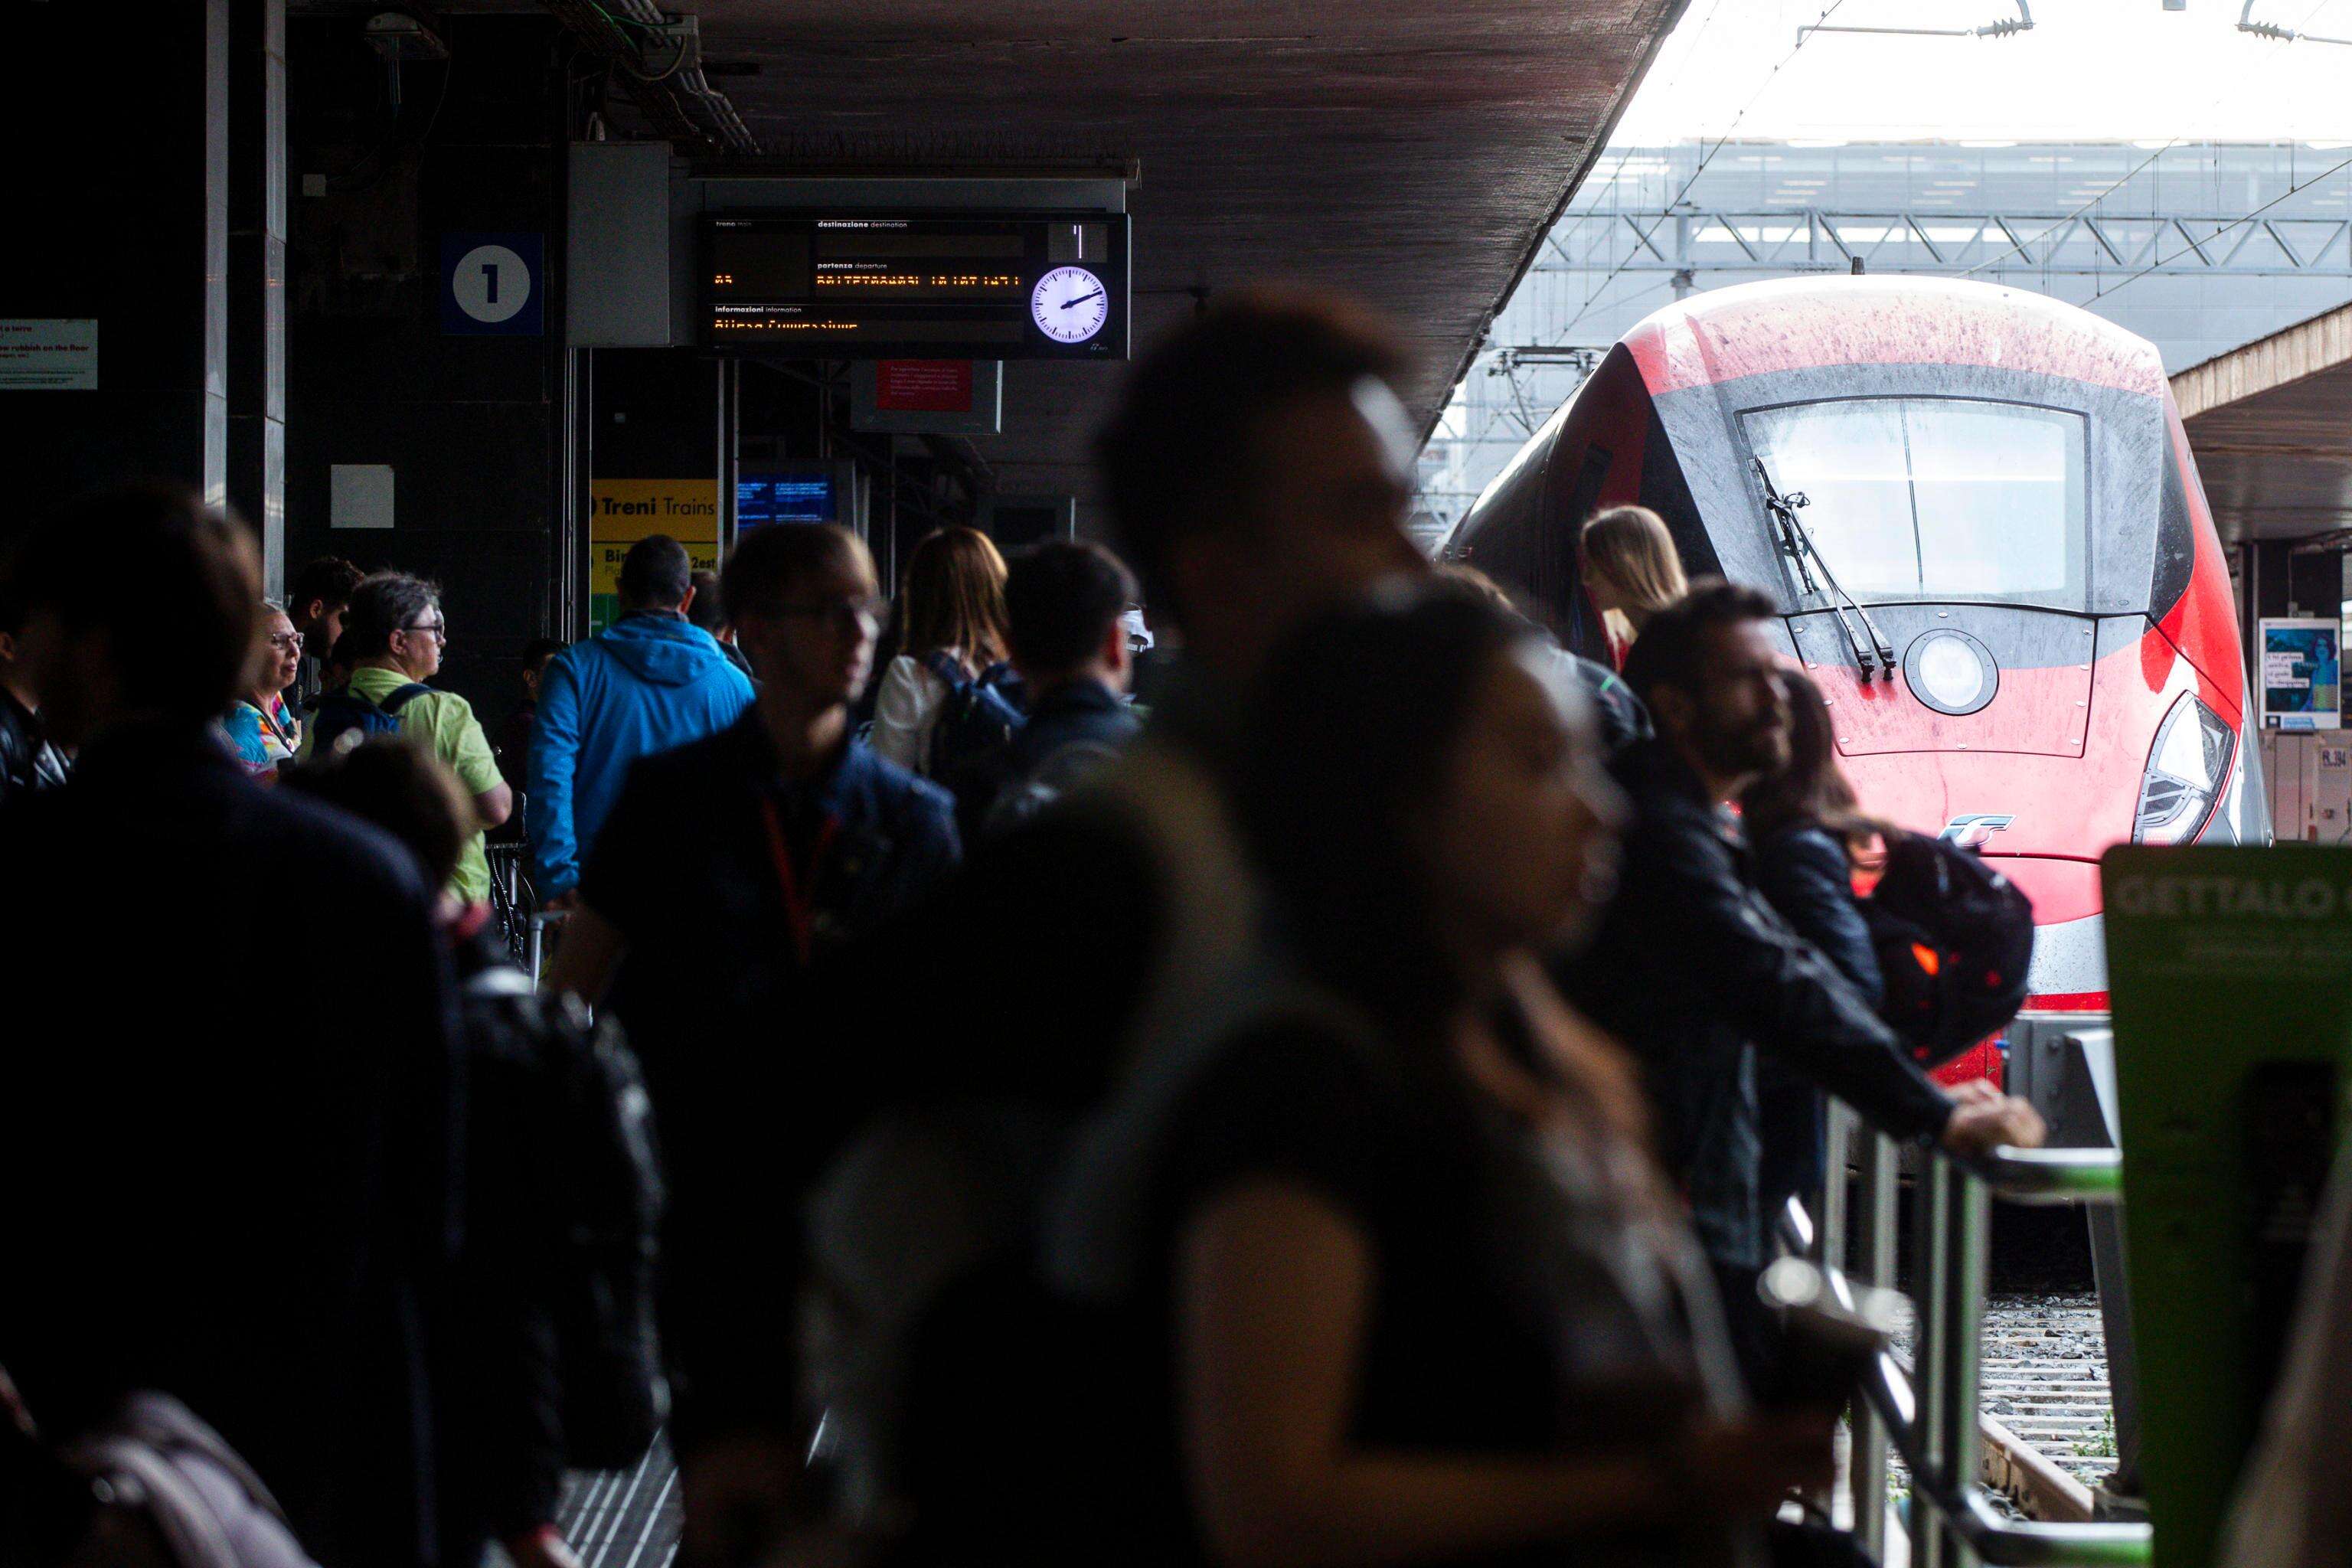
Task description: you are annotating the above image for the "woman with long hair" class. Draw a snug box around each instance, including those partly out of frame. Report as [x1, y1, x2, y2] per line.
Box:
[870, 525, 1012, 776]
[1739, 665, 1886, 1222]
[1579, 506, 1687, 668]
[1059, 589, 1828, 1568]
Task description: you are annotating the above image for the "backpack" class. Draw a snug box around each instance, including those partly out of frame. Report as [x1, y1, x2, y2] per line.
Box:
[920, 653, 1027, 831]
[459, 965, 668, 1467]
[982, 739, 1124, 838]
[306, 683, 430, 756]
[1565, 653, 1652, 756]
[1, 1380, 318, 1568]
[1860, 831, 2035, 1067]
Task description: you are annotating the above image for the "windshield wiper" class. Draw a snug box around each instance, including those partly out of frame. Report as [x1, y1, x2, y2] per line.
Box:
[1752, 455, 1896, 682]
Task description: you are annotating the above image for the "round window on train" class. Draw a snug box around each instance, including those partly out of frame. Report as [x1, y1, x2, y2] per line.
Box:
[1904, 629, 1999, 717]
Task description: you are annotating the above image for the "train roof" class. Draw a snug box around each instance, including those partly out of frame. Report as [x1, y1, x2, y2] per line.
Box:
[1437, 274, 2177, 560]
[1619, 275, 2169, 400]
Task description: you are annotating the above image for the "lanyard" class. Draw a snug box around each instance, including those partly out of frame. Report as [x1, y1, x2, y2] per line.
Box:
[256, 701, 297, 755]
[757, 794, 841, 966]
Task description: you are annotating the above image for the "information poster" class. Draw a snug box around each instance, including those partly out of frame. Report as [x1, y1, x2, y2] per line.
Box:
[589, 479, 717, 635]
[2103, 845, 2352, 1566]
[2259, 618, 2341, 730]
[0, 318, 96, 389]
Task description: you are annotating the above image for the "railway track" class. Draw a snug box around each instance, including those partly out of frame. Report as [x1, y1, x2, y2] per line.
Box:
[1978, 1295, 2114, 1488]
[1887, 1293, 2115, 1522]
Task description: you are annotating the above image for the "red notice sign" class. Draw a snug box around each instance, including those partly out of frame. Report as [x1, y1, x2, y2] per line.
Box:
[874, 359, 975, 413]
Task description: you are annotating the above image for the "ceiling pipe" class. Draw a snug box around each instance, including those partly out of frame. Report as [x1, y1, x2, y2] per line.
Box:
[540, 0, 758, 152]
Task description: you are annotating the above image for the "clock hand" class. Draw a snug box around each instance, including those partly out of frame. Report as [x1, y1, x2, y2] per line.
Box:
[1060, 290, 1106, 310]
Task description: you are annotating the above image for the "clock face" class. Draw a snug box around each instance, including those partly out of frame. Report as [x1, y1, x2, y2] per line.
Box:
[1031, 266, 1109, 344]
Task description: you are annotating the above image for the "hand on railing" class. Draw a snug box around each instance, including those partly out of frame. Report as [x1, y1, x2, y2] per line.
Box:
[1941, 1077, 2048, 1158]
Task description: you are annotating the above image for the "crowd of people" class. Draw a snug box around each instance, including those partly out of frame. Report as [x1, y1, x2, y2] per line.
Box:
[0, 286, 2053, 1568]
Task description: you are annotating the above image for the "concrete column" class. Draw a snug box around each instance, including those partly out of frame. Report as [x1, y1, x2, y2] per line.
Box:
[286, 14, 566, 710]
[2245, 540, 2294, 682]
[2288, 547, 2342, 620]
[228, 0, 289, 593]
[7, 2, 230, 527]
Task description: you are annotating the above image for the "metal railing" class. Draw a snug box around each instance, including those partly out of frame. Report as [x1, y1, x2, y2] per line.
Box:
[1808, 1112, 2152, 1567]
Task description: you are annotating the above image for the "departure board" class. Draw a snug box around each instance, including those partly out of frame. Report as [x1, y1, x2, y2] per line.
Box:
[703, 212, 1129, 360]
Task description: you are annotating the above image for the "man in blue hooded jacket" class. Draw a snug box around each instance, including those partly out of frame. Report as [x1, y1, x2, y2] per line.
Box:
[529, 534, 754, 900]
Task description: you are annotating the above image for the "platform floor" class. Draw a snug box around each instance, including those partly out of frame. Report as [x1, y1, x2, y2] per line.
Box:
[551, 1434, 682, 1568]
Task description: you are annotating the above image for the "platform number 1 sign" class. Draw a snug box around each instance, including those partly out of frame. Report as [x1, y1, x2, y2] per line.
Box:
[440, 233, 544, 337]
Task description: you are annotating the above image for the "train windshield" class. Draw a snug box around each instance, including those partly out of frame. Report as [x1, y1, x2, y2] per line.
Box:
[1743, 397, 2089, 610]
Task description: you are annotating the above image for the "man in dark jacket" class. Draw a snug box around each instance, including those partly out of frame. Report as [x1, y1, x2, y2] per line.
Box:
[982, 539, 1145, 832]
[497, 636, 569, 784]
[0, 486, 463, 1568]
[688, 567, 756, 678]
[1560, 580, 2043, 1389]
[288, 554, 364, 715]
[544, 522, 958, 1514]
[790, 295, 1430, 1561]
[529, 535, 754, 902]
[872, 289, 1432, 1116]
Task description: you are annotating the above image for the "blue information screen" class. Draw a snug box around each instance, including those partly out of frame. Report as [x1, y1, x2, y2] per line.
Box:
[738, 469, 837, 528]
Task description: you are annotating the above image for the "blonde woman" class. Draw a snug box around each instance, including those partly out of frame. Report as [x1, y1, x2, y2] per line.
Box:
[1580, 505, 1687, 668]
[871, 526, 1014, 776]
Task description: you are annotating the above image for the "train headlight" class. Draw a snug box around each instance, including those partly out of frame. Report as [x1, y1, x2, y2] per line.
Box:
[2134, 693, 2235, 845]
[1903, 629, 1999, 717]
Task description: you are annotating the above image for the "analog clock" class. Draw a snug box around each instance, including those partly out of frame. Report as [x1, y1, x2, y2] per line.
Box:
[1031, 266, 1109, 344]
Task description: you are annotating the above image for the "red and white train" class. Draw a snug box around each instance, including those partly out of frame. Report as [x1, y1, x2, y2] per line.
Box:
[1449, 276, 2265, 1078]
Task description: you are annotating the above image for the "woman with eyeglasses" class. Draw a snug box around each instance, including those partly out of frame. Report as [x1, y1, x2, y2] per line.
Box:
[300, 572, 513, 905]
[221, 601, 305, 778]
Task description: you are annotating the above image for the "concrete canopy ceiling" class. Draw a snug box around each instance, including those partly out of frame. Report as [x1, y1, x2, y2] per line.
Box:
[2175, 302, 2352, 546]
[678, 2, 1687, 504]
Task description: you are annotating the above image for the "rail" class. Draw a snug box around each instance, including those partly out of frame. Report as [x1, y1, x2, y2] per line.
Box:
[1804, 1116, 2151, 1567]
[1959, 1146, 2123, 1206]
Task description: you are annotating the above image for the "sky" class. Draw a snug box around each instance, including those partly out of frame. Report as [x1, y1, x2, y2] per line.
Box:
[1612, 0, 2352, 147]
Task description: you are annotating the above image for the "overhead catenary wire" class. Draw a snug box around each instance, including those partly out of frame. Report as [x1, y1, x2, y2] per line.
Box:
[2239, 0, 2352, 45]
[1960, 0, 2344, 279]
[1798, 0, 2033, 44]
[1555, 0, 1857, 341]
[2087, 145, 2352, 303]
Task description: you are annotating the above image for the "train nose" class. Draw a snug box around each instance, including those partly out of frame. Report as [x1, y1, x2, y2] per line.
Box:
[1795, 604, 2099, 760]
